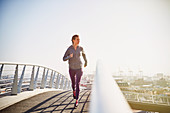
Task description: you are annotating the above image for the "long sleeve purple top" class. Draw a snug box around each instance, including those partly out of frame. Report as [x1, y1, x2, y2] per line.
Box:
[63, 45, 87, 69]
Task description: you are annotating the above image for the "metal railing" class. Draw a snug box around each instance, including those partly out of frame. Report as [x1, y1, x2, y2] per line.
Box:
[123, 91, 170, 105]
[90, 60, 132, 113]
[0, 63, 71, 95]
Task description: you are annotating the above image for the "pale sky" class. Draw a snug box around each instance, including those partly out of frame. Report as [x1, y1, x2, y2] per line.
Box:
[0, 0, 170, 76]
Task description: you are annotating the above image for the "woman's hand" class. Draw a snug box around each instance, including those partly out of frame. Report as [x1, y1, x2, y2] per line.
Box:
[84, 61, 87, 67]
[70, 53, 73, 58]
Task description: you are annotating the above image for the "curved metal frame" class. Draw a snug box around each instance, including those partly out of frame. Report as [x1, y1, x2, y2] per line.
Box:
[0, 63, 71, 95]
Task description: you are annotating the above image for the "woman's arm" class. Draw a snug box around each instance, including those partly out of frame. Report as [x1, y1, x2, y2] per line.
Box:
[63, 48, 73, 61]
[81, 47, 87, 67]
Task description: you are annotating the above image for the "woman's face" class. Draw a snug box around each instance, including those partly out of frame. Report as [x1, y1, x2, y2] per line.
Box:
[73, 37, 80, 45]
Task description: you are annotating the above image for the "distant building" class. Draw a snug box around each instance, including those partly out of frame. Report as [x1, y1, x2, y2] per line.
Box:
[157, 73, 164, 78]
[156, 78, 167, 87]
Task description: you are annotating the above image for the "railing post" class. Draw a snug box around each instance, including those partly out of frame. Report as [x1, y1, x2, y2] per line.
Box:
[51, 72, 56, 88]
[55, 73, 61, 89]
[137, 93, 139, 102]
[11, 65, 18, 95]
[44, 69, 49, 88]
[161, 96, 163, 103]
[17, 65, 26, 93]
[29, 66, 35, 91]
[49, 70, 53, 88]
[60, 75, 65, 89]
[40, 68, 46, 89]
[34, 66, 40, 89]
[64, 78, 68, 90]
[152, 95, 155, 104]
[67, 81, 71, 90]
[163, 96, 166, 104]
[167, 97, 170, 105]
[70, 81, 72, 90]
[0, 64, 4, 79]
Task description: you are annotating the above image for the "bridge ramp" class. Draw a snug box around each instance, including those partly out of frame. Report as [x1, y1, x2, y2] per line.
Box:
[0, 90, 91, 113]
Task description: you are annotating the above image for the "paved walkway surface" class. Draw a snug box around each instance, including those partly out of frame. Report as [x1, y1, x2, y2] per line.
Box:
[0, 90, 91, 113]
[0, 89, 62, 110]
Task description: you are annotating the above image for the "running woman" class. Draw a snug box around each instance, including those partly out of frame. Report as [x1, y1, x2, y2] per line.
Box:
[63, 34, 87, 107]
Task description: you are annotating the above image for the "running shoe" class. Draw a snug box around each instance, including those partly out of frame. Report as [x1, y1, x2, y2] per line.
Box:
[74, 100, 78, 108]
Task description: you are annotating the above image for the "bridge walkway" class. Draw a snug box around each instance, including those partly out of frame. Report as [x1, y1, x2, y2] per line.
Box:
[0, 90, 91, 113]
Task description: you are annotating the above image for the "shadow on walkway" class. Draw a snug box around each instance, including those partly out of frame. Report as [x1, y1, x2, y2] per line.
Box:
[0, 90, 91, 113]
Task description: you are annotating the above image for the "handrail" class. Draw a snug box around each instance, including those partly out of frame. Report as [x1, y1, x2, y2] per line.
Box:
[90, 60, 132, 113]
[0, 63, 71, 95]
[0, 63, 61, 74]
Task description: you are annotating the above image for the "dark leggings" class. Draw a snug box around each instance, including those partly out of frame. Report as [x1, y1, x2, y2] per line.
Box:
[69, 68, 83, 100]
